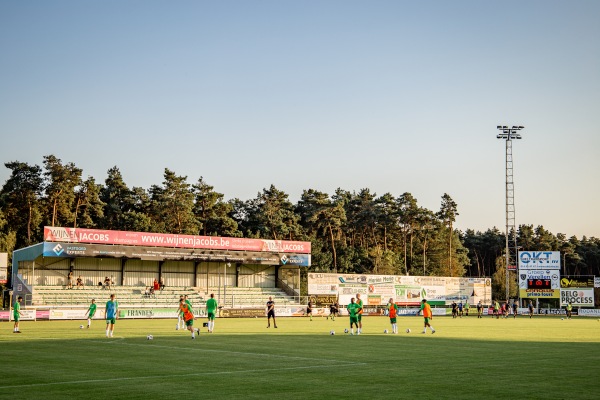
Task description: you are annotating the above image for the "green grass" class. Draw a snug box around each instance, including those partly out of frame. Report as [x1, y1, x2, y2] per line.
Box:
[1, 315, 599, 399]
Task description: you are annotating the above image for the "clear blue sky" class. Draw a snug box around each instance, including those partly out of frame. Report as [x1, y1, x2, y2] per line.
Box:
[1, 1, 599, 238]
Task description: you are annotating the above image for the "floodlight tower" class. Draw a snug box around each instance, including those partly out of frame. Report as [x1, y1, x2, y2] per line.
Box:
[497, 125, 524, 303]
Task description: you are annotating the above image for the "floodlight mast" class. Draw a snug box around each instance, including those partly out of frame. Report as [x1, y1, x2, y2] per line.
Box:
[497, 125, 524, 304]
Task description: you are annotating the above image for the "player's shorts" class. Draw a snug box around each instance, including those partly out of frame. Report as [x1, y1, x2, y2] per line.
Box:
[307, 308, 312, 314]
[89, 313, 96, 319]
[207, 312, 215, 320]
[106, 318, 116, 324]
[357, 314, 362, 322]
[424, 317, 431, 324]
[350, 316, 358, 324]
[185, 318, 194, 327]
[389, 317, 397, 324]
[13, 313, 20, 322]
[267, 311, 275, 318]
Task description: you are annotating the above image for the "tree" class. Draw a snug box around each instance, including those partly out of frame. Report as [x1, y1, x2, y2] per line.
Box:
[149, 169, 198, 234]
[193, 177, 239, 237]
[396, 192, 420, 275]
[251, 185, 302, 240]
[436, 193, 459, 276]
[73, 177, 105, 228]
[43, 155, 82, 227]
[297, 189, 346, 272]
[100, 166, 134, 230]
[0, 161, 44, 246]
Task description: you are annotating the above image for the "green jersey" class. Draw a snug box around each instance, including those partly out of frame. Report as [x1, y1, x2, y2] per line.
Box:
[14, 301, 20, 315]
[88, 303, 97, 317]
[206, 298, 218, 314]
[347, 303, 360, 317]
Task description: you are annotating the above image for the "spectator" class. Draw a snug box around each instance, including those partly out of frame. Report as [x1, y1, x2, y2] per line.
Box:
[143, 287, 151, 298]
[159, 276, 165, 290]
[76, 275, 84, 289]
[153, 278, 160, 292]
[103, 276, 111, 290]
[67, 271, 74, 289]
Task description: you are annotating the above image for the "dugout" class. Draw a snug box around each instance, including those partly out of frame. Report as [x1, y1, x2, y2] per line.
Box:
[11, 227, 311, 305]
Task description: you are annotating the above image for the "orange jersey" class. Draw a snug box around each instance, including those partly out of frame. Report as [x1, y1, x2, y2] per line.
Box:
[421, 303, 432, 318]
[388, 304, 397, 318]
[180, 303, 194, 321]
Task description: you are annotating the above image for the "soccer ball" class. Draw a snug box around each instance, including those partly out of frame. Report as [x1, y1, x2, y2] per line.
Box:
[79, 325, 83, 329]
[330, 330, 335, 335]
[384, 329, 388, 334]
[561, 318, 564, 320]
[147, 335, 154, 340]
[406, 328, 411, 333]
[344, 328, 349, 334]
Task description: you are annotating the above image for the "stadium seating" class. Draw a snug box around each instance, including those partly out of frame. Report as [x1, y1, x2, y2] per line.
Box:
[31, 285, 300, 309]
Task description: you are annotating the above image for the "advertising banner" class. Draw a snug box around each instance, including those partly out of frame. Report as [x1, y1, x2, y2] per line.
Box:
[44, 226, 311, 254]
[560, 289, 595, 307]
[560, 276, 595, 288]
[518, 270, 560, 297]
[519, 289, 559, 298]
[309, 294, 338, 307]
[0, 252, 7, 284]
[308, 273, 491, 305]
[518, 251, 561, 270]
[578, 309, 600, 317]
[42, 242, 310, 266]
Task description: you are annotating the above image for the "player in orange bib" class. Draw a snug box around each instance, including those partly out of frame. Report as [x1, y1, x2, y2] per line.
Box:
[417, 299, 436, 334]
[178, 298, 197, 339]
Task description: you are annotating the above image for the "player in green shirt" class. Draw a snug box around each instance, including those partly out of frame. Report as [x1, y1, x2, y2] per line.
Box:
[356, 293, 364, 335]
[13, 296, 23, 333]
[206, 293, 218, 333]
[347, 298, 361, 335]
[85, 299, 97, 328]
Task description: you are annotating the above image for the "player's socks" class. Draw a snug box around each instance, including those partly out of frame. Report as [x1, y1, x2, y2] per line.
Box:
[106, 329, 109, 337]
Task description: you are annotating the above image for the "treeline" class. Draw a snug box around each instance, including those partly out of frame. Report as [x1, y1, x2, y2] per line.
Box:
[1, 156, 599, 298]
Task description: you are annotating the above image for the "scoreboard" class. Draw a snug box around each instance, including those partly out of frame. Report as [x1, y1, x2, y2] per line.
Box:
[527, 278, 552, 289]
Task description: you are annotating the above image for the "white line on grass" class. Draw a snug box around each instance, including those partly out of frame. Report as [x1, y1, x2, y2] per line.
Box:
[95, 339, 360, 364]
[0, 363, 366, 390]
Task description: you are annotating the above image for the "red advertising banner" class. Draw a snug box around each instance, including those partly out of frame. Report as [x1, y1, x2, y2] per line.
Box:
[44, 227, 311, 254]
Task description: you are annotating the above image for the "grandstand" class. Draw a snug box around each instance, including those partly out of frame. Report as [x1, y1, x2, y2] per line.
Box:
[30, 285, 300, 309]
[10, 227, 310, 316]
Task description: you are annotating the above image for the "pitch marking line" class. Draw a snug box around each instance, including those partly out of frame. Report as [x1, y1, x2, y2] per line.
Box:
[100, 339, 359, 364]
[0, 363, 365, 390]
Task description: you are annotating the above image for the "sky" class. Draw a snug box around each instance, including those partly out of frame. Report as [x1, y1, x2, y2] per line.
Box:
[1, 1, 599, 238]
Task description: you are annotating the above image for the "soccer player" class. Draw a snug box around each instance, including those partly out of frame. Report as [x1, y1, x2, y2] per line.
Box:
[417, 299, 435, 334]
[387, 298, 399, 334]
[356, 293, 364, 334]
[177, 295, 185, 330]
[328, 302, 338, 321]
[178, 298, 197, 339]
[347, 298, 360, 335]
[451, 301, 458, 318]
[85, 299, 97, 328]
[476, 300, 483, 319]
[307, 300, 313, 321]
[458, 301, 463, 318]
[464, 301, 470, 317]
[266, 296, 277, 328]
[13, 296, 23, 333]
[528, 300, 534, 319]
[493, 300, 500, 319]
[566, 302, 573, 319]
[104, 294, 119, 338]
[512, 301, 518, 319]
[206, 293, 218, 333]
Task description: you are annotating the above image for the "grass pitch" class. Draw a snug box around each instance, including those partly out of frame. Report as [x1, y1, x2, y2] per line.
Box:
[1, 315, 599, 399]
